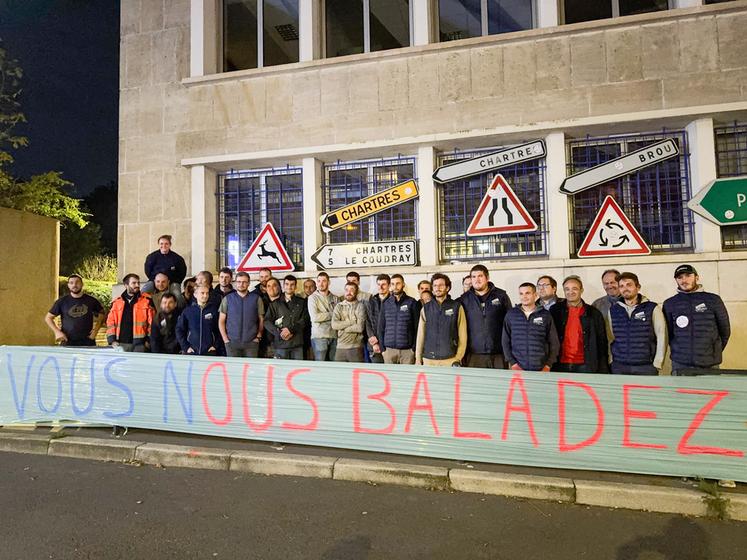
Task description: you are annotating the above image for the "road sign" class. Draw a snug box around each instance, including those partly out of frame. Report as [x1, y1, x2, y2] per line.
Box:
[688, 176, 747, 226]
[560, 139, 680, 195]
[467, 174, 538, 236]
[320, 179, 419, 233]
[311, 240, 418, 269]
[432, 140, 546, 184]
[237, 223, 294, 272]
[577, 196, 650, 258]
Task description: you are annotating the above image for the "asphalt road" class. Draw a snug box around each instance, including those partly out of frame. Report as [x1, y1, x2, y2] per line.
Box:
[0, 453, 745, 560]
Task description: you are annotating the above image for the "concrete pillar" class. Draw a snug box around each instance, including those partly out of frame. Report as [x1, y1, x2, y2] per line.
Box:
[544, 131, 571, 259]
[417, 146, 439, 267]
[672, 0, 703, 9]
[299, 0, 322, 62]
[412, 0, 435, 46]
[686, 118, 721, 254]
[191, 165, 218, 273]
[302, 157, 324, 272]
[536, 0, 560, 28]
[190, 0, 219, 77]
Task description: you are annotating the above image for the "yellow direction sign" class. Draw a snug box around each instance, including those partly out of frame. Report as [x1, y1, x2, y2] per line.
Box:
[320, 179, 419, 233]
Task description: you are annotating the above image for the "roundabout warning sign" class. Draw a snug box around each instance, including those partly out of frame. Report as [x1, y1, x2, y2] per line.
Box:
[577, 196, 650, 258]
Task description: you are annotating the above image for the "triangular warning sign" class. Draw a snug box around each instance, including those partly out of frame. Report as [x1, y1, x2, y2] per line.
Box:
[577, 196, 651, 258]
[237, 223, 295, 272]
[467, 174, 538, 236]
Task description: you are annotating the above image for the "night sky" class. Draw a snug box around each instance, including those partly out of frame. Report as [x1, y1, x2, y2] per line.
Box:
[0, 0, 119, 196]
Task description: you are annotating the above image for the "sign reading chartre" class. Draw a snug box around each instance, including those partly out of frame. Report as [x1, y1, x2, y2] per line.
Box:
[311, 241, 417, 269]
[688, 176, 747, 226]
[432, 140, 546, 184]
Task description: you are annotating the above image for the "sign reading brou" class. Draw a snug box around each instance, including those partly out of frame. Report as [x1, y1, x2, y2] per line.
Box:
[2, 347, 746, 481]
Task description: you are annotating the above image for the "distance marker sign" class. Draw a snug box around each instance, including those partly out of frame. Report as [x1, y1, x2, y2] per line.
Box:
[311, 241, 417, 269]
[560, 139, 679, 195]
[320, 179, 418, 233]
[432, 140, 546, 184]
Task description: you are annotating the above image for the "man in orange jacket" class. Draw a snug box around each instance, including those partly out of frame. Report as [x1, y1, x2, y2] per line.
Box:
[107, 273, 155, 352]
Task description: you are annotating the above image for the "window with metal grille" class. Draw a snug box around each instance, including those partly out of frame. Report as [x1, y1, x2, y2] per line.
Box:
[217, 166, 304, 269]
[436, 147, 547, 262]
[322, 157, 417, 244]
[567, 131, 694, 256]
[714, 122, 747, 251]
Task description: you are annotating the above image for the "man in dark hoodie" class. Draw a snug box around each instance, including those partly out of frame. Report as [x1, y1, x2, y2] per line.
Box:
[265, 275, 309, 360]
[107, 273, 154, 352]
[150, 293, 182, 354]
[458, 265, 512, 369]
[176, 285, 223, 355]
[213, 267, 235, 302]
[142, 235, 187, 296]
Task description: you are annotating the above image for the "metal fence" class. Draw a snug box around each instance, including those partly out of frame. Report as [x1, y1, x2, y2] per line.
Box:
[217, 166, 304, 270]
[566, 130, 694, 256]
[435, 147, 548, 262]
[714, 122, 747, 251]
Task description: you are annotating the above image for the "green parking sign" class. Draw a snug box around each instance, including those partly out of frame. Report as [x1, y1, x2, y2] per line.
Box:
[688, 176, 747, 226]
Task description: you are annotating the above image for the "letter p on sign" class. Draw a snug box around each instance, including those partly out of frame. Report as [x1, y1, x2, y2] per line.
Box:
[738, 193, 746, 208]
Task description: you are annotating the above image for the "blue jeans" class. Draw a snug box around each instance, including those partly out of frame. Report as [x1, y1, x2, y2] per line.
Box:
[274, 346, 304, 360]
[311, 338, 337, 361]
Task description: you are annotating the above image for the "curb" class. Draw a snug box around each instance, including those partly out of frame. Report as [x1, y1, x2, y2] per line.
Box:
[1, 432, 744, 522]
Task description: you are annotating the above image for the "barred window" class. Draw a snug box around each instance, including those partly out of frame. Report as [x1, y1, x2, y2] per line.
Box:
[715, 123, 747, 251]
[436, 146, 547, 262]
[218, 167, 304, 269]
[567, 131, 694, 256]
[322, 157, 417, 244]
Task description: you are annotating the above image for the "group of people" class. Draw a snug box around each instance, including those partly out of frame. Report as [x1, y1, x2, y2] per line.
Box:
[46, 234, 731, 376]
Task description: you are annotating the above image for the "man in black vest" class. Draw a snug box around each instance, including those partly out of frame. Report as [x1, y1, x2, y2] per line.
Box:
[265, 275, 308, 360]
[458, 264, 512, 369]
[416, 273, 467, 367]
[150, 293, 182, 354]
[503, 283, 559, 372]
[218, 271, 264, 358]
[607, 272, 666, 375]
[366, 273, 390, 364]
[378, 274, 418, 364]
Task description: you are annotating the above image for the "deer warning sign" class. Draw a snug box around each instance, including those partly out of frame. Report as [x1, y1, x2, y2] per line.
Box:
[237, 223, 295, 272]
[467, 174, 538, 236]
[577, 196, 651, 258]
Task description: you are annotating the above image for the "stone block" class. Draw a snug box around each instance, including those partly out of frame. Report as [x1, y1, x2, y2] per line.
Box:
[118, 173, 140, 224]
[451, 96, 523, 132]
[119, 87, 140, 139]
[239, 80, 267, 125]
[449, 469, 575, 502]
[124, 34, 152, 88]
[503, 41, 536, 95]
[640, 22, 679, 79]
[125, 134, 178, 173]
[606, 27, 642, 83]
[535, 37, 571, 91]
[678, 17, 718, 73]
[152, 28, 182, 84]
[121, 0, 141, 36]
[0, 432, 50, 455]
[49, 437, 141, 463]
[333, 111, 394, 145]
[350, 62, 381, 113]
[140, 0, 164, 32]
[187, 85, 218, 130]
[727, 493, 747, 522]
[407, 54, 440, 108]
[438, 50, 471, 103]
[378, 58, 409, 111]
[333, 459, 449, 491]
[164, 0, 190, 29]
[136, 443, 232, 470]
[663, 70, 744, 109]
[394, 104, 454, 138]
[137, 84, 165, 136]
[321, 66, 351, 117]
[139, 170, 164, 222]
[589, 79, 663, 116]
[570, 32, 606, 87]
[163, 83, 191, 134]
[717, 12, 747, 70]
[176, 129, 227, 159]
[230, 451, 336, 479]
[265, 75, 293, 123]
[574, 480, 708, 517]
[163, 167, 192, 221]
[470, 45, 503, 99]
[213, 82, 244, 128]
[522, 86, 589, 124]
[291, 70, 321, 122]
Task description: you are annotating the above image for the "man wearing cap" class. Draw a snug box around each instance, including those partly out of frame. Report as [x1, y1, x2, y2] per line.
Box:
[662, 264, 730, 375]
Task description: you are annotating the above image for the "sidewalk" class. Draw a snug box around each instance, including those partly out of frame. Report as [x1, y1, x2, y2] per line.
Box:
[1, 424, 745, 521]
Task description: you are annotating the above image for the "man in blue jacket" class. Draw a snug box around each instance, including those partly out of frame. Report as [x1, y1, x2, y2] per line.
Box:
[377, 274, 418, 364]
[176, 285, 223, 356]
[458, 265, 512, 369]
[502, 283, 559, 372]
[662, 264, 730, 375]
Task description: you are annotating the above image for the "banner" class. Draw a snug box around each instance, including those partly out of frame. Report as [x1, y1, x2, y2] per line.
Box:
[1, 346, 746, 482]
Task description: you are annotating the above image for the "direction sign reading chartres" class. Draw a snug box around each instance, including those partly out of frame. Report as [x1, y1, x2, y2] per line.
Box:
[432, 140, 546, 184]
[688, 176, 747, 226]
[320, 179, 419, 233]
[311, 241, 417, 269]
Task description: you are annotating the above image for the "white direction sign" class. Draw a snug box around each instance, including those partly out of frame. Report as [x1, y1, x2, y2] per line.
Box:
[311, 241, 417, 269]
[577, 196, 651, 258]
[560, 139, 680, 195]
[467, 174, 538, 236]
[432, 140, 546, 184]
[237, 223, 295, 272]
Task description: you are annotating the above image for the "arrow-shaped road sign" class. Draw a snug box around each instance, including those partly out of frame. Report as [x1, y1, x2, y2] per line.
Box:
[320, 179, 419, 234]
[432, 140, 546, 184]
[560, 138, 680, 195]
[311, 240, 418, 270]
[688, 176, 747, 226]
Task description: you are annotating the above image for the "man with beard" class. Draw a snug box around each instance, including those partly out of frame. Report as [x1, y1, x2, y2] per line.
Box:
[219, 272, 264, 358]
[213, 267, 235, 302]
[150, 293, 182, 354]
[106, 273, 154, 352]
[378, 274, 418, 364]
[308, 272, 339, 361]
[365, 274, 390, 364]
[142, 235, 187, 296]
[332, 282, 367, 362]
[264, 275, 308, 360]
[176, 285, 223, 355]
[46, 274, 104, 347]
[415, 273, 467, 367]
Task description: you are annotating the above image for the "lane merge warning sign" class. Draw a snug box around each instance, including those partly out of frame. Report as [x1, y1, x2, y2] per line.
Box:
[320, 179, 419, 233]
[577, 196, 651, 258]
[467, 174, 538, 236]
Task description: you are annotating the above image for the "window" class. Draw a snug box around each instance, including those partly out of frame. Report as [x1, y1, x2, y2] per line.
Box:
[223, 0, 299, 71]
[325, 0, 411, 58]
[567, 131, 694, 256]
[218, 167, 304, 269]
[563, 0, 668, 24]
[436, 146, 547, 262]
[714, 123, 747, 251]
[321, 157, 417, 244]
[439, 0, 533, 41]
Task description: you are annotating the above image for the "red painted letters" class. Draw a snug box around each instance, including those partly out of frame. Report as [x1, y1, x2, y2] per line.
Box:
[501, 373, 539, 447]
[404, 372, 440, 435]
[201, 362, 233, 426]
[241, 364, 273, 432]
[557, 379, 604, 452]
[281, 368, 319, 431]
[453, 375, 492, 440]
[676, 389, 744, 457]
[622, 385, 666, 450]
[352, 369, 396, 434]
